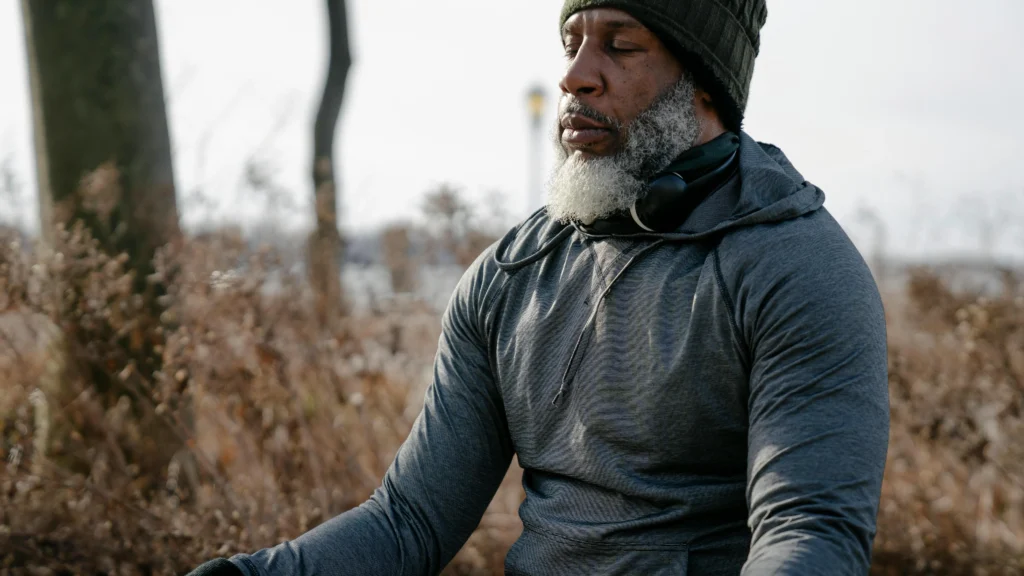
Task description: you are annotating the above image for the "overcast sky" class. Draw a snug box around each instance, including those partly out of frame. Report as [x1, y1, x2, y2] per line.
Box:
[1, 1, 1023, 261]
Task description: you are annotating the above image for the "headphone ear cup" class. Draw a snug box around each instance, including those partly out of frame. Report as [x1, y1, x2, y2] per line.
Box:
[632, 149, 738, 233]
[632, 173, 689, 232]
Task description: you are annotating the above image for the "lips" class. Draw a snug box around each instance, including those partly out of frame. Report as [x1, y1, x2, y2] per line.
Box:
[561, 114, 613, 148]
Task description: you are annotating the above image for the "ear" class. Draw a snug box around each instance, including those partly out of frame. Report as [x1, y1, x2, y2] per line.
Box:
[694, 85, 715, 108]
[692, 85, 727, 143]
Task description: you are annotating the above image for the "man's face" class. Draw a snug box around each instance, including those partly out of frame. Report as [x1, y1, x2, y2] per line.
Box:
[559, 8, 685, 159]
[547, 8, 701, 226]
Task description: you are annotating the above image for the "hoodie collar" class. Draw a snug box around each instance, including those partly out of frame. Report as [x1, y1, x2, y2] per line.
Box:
[493, 131, 825, 271]
[575, 131, 825, 242]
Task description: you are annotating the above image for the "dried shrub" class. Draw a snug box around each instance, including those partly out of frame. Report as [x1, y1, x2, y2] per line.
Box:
[0, 224, 521, 575]
[874, 269, 1024, 574]
[419, 185, 502, 269]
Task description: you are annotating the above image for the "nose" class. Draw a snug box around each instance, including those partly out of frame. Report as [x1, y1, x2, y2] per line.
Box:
[559, 40, 604, 98]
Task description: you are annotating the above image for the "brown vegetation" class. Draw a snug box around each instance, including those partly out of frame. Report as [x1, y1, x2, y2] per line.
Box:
[873, 271, 1024, 574]
[1, 227, 1022, 575]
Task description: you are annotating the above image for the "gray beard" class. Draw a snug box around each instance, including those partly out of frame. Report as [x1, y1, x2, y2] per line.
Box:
[546, 76, 702, 225]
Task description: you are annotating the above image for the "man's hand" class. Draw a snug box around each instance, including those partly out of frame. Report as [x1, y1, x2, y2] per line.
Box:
[186, 558, 244, 576]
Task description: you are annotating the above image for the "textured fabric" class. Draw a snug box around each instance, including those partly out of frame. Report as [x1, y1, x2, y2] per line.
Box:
[560, 0, 768, 123]
[229, 132, 889, 575]
[187, 559, 244, 576]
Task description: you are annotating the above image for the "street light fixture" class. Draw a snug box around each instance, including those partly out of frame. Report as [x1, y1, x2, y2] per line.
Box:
[528, 85, 547, 125]
[526, 84, 547, 214]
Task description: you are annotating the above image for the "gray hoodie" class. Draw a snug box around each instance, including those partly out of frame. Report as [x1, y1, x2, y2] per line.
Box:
[231, 132, 889, 576]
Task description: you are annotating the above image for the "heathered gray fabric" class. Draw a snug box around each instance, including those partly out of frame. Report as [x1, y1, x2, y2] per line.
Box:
[231, 132, 890, 576]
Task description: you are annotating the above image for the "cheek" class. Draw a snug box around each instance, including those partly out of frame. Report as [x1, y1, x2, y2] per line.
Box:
[615, 57, 681, 123]
[601, 50, 681, 126]
[610, 73, 661, 125]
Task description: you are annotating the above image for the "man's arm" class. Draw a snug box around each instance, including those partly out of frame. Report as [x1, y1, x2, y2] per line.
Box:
[218, 256, 513, 576]
[735, 224, 889, 575]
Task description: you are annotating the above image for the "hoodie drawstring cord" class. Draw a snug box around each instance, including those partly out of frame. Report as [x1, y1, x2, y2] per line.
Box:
[494, 225, 575, 273]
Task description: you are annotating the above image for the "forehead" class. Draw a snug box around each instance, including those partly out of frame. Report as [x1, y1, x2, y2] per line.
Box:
[562, 7, 651, 35]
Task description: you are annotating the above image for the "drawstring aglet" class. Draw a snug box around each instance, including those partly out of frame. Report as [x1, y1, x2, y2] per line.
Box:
[552, 388, 565, 406]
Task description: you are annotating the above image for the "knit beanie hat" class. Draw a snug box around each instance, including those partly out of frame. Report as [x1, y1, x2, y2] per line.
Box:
[560, 0, 768, 130]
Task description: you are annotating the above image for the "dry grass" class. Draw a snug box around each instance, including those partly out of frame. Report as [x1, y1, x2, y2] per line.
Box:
[0, 225, 1022, 575]
[873, 271, 1024, 574]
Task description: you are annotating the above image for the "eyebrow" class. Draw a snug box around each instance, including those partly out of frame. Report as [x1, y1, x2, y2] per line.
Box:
[605, 19, 645, 31]
[562, 17, 646, 37]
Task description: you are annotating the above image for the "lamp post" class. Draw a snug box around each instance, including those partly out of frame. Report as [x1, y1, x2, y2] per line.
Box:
[526, 85, 547, 215]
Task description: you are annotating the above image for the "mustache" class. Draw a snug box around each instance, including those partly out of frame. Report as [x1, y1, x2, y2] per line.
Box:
[558, 97, 623, 131]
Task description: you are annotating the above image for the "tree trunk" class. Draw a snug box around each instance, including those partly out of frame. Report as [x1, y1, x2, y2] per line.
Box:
[22, 0, 180, 272]
[21, 0, 183, 486]
[308, 0, 351, 321]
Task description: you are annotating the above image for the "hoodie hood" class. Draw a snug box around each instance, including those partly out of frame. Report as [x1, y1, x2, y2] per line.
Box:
[494, 131, 824, 271]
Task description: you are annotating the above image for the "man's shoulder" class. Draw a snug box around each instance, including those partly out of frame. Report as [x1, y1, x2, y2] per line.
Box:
[714, 207, 881, 320]
[451, 208, 567, 316]
[718, 206, 867, 278]
[712, 206, 886, 357]
[493, 208, 572, 266]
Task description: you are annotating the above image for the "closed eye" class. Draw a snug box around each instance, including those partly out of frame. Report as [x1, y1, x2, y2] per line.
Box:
[609, 42, 643, 54]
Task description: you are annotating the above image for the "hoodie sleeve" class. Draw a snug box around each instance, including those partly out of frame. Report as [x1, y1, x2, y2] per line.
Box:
[729, 215, 890, 575]
[230, 251, 515, 576]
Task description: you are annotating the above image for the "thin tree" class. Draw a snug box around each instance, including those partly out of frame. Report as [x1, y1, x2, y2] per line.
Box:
[308, 0, 352, 320]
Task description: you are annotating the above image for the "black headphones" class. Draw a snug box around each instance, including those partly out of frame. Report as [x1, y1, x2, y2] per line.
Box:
[627, 150, 738, 233]
[581, 133, 740, 235]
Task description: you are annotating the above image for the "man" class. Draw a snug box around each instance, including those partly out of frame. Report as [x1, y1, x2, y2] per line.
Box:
[191, 1, 889, 574]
